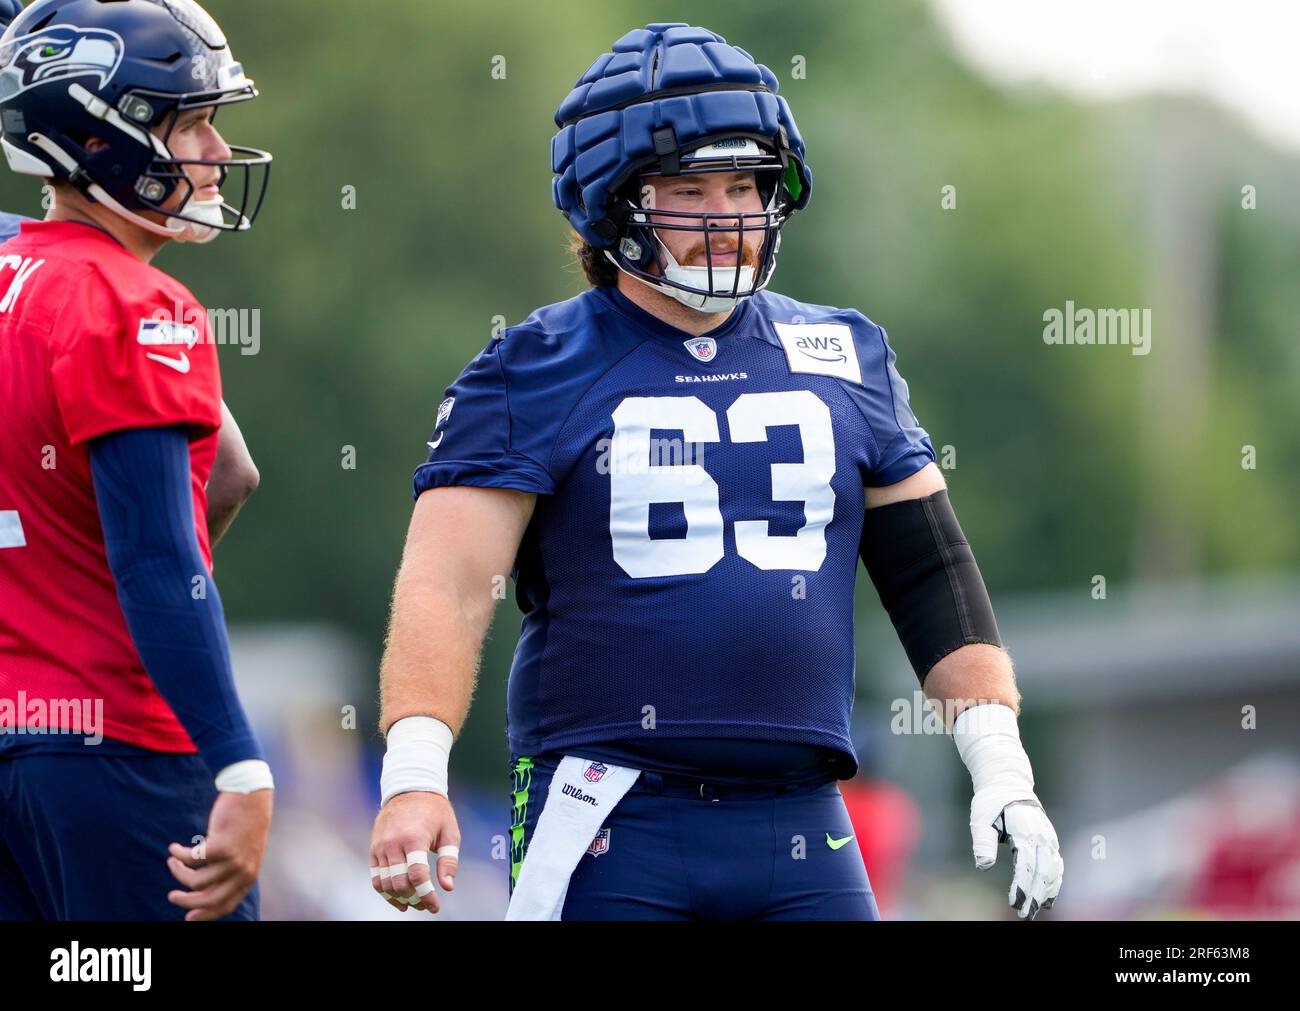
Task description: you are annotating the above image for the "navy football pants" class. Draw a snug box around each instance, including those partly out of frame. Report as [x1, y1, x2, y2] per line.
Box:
[0, 748, 258, 920]
[510, 754, 879, 920]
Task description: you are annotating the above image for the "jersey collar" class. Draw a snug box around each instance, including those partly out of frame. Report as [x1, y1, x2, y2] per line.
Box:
[595, 284, 754, 344]
[20, 218, 129, 251]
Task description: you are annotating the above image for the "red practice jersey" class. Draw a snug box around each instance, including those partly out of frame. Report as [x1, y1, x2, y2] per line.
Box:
[0, 220, 222, 752]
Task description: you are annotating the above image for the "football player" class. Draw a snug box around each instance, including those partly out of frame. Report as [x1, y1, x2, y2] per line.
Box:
[0, 0, 273, 920]
[371, 22, 1063, 920]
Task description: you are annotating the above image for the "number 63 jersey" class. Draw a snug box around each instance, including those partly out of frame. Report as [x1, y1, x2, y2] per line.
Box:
[413, 285, 935, 773]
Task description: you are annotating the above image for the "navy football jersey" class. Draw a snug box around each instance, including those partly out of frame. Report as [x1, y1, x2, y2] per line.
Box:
[412, 285, 934, 773]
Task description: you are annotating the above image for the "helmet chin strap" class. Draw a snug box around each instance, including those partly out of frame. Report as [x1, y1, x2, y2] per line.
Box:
[83, 185, 221, 244]
[607, 239, 756, 315]
[27, 132, 226, 244]
[655, 237, 756, 312]
[169, 197, 225, 245]
[26, 131, 179, 237]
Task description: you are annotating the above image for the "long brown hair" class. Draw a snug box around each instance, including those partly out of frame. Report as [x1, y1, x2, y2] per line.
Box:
[567, 230, 619, 288]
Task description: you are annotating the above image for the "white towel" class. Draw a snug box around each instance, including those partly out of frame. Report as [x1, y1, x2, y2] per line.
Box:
[506, 755, 640, 921]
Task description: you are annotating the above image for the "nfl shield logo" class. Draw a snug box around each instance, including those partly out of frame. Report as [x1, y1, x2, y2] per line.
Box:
[684, 337, 717, 362]
[587, 827, 611, 857]
[584, 761, 608, 783]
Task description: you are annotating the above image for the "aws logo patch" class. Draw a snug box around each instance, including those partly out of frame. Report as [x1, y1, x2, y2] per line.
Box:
[771, 321, 862, 385]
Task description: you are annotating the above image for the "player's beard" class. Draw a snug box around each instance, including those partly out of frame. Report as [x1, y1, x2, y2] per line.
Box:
[678, 233, 760, 272]
[649, 230, 762, 281]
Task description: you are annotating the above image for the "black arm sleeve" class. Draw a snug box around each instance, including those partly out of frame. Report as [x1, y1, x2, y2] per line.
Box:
[859, 489, 1003, 684]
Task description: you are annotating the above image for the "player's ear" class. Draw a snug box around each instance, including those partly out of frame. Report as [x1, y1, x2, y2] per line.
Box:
[84, 137, 110, 155]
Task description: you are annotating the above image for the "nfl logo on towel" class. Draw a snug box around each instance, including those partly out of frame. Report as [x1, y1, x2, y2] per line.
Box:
[587, 827, 611, 857]
[584, 761, 608, 783]
[683, 337, 716, 362]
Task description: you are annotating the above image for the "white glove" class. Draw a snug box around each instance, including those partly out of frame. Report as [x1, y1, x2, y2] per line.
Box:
[953, 703, 1063, 919]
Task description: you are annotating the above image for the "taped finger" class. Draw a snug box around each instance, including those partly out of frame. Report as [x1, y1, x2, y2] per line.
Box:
[1008, 840, 1037, 915]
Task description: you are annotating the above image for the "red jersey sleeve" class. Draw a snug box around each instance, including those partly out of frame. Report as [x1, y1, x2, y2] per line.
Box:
[49, 268, 222, 446]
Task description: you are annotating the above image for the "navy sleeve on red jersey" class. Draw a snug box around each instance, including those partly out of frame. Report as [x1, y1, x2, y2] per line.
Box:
[90, 426, 262, 776]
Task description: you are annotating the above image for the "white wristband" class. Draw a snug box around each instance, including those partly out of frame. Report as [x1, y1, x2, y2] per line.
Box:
[215, 759, 274, 794]
[380, 716, 453, 807]
[952, 703, 1034, 794]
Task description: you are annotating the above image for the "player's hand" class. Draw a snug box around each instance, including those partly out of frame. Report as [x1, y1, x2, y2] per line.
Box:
[969, 793, 1063, 920]
[369, 791, 460, 915]
[166, 789, 274, 921]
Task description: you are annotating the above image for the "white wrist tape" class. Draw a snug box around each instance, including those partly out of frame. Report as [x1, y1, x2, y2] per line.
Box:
[380, 716, 453, 807]
[952, 703, 1034, 795]
[215, 759, 274, 794]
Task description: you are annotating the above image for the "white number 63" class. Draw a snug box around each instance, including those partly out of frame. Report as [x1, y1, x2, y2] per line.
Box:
[608, 390, 836, 578]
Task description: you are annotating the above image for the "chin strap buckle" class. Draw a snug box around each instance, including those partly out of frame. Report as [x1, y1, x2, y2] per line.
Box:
[67, 166, 95, 197]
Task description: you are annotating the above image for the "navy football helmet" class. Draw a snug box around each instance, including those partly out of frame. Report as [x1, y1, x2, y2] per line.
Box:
[0, 0, 270, 243]
[552, 23, 812, 312]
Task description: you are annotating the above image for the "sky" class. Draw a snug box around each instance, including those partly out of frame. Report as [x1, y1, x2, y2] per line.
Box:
[930, 0, 1300, 153]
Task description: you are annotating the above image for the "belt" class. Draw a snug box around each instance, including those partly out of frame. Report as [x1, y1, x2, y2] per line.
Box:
[633, 768, 835, 802]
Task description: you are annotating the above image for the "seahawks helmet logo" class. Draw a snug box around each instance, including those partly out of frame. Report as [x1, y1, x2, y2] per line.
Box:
[0, 26, 125, 101]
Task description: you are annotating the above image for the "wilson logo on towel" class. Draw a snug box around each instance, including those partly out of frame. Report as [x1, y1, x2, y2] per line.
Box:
[561, 783, 599, 805]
